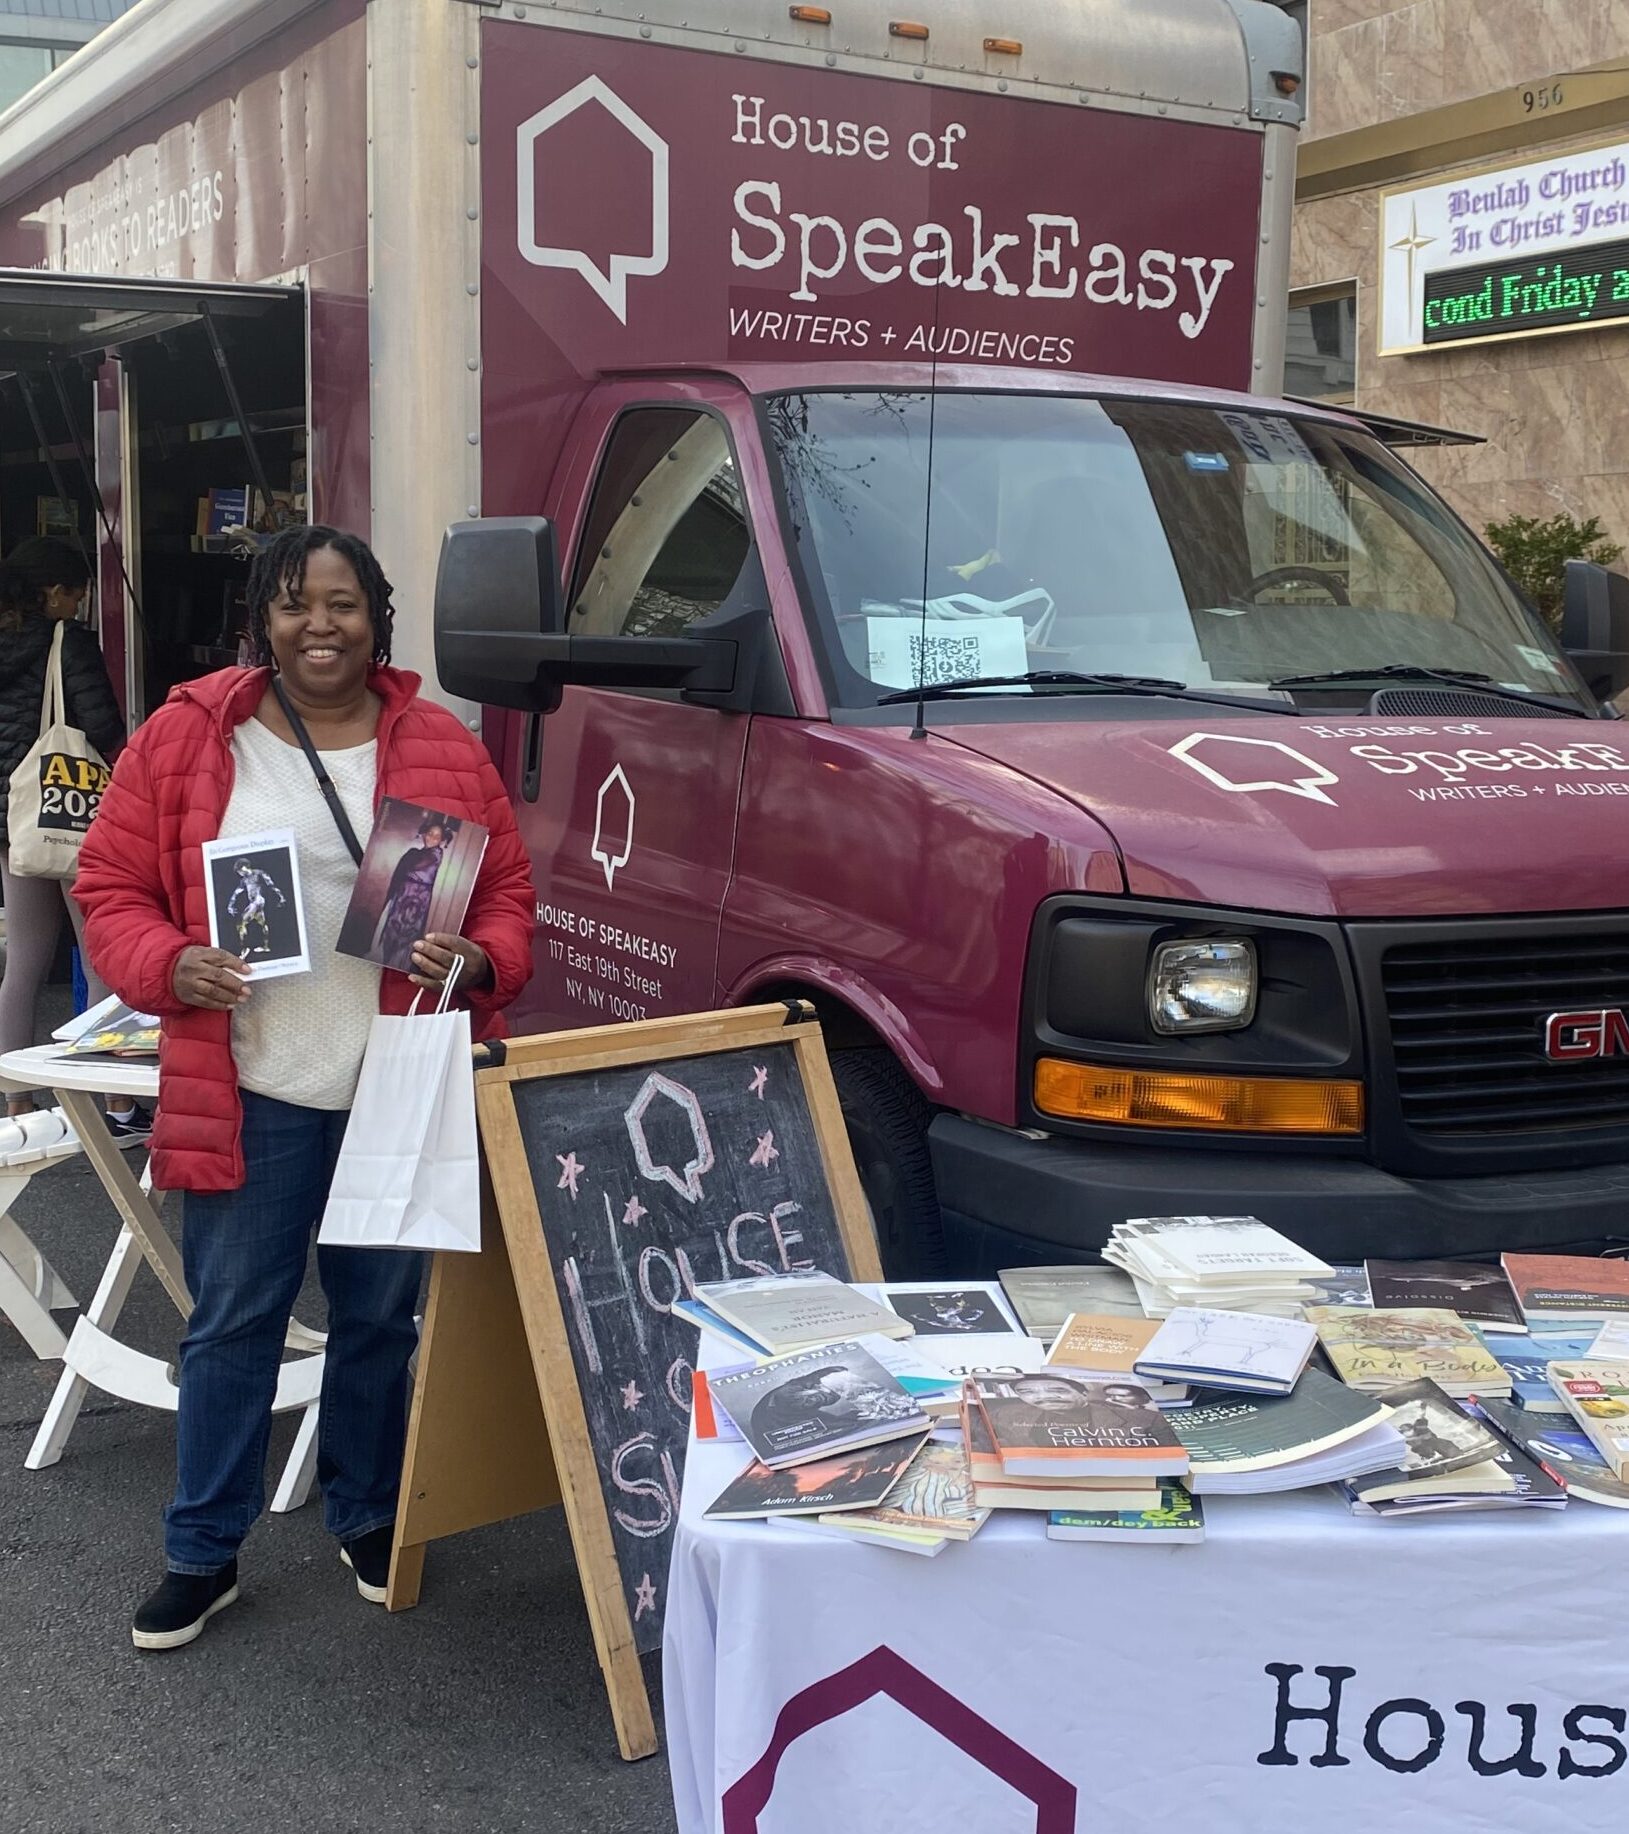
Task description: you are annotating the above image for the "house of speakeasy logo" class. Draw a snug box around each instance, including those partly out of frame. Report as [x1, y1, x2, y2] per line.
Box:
[516, 75, 670, 323]
[1168, 732, 1340, 806]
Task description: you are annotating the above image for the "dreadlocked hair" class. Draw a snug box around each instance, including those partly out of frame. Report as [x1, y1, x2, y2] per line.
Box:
[242, 525, 396, 667]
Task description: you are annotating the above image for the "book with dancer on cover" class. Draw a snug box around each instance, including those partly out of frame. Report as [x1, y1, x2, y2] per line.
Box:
[337, 797, 489, 973]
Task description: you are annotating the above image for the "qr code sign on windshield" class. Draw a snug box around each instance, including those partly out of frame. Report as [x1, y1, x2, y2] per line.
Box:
[909, 632, 982, 686]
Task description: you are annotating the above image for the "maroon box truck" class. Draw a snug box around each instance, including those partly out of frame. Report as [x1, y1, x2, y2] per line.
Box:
[2, 0, 1626, 1276]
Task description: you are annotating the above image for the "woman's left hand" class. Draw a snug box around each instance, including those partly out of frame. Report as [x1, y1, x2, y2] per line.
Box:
[409, 932, 492, 995]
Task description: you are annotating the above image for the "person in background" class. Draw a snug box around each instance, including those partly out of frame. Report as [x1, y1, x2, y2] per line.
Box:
[0, 536, 149, 1149]
[74, 525, 536, 1652]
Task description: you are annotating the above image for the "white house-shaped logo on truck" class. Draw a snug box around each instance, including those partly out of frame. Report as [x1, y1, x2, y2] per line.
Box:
[515, 75, 670, 323]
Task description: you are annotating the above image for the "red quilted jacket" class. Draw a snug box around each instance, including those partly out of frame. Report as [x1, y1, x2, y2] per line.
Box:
[74, 665, 536, 1193]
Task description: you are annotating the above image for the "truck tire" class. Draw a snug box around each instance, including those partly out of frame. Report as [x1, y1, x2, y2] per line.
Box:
[831, 1048, 947, 1277]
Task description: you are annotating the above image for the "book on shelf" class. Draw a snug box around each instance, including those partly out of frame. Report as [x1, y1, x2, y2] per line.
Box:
[1476, 1396, 1629, 1509]
[703, 1434, 928, 1520]
[968, 1370, 1188, 1480]
[691, 1270, 913, 1354]
[997, 1265, 1145, 1340]
[1475, 1331, 1598, 1413]
[1547, 1361, 1629, 1479]
[1045, 1313, 1187, 1401]
[1307, 1306, 1509, 1398]
[1502, 1254, 1629, 1327]
[1172, 1367, 1403, 1493]
[816, 1437, 988, 1553]
[708, 1342, 929, 1470]
[960, 1397, 1157, 1510]
[1046, 1482, 1204, 1544]
[880, 1283, 1020, 1338]
[1363, 1259, 1525, 1332]
[1133, 1307, 1316, 1396]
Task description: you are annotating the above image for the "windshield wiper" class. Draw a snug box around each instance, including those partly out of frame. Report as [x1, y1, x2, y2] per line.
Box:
[874, 671, 1298, 714]
[1267, 664, 1590, 718]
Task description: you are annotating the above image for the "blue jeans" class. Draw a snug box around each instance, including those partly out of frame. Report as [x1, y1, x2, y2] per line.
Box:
[166, 1092, 423, 1574]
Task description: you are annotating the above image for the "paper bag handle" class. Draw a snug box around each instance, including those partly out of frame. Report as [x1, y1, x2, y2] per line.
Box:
[407, 952, 464, 1018]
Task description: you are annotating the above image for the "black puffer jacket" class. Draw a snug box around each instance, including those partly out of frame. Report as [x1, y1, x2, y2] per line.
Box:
[0, 612, 125, 848]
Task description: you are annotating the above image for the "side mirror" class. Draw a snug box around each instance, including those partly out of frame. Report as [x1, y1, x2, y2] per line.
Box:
[435, 517, 566, 712]
[433, 516, 739, 712]
[1560, 561, 1629, 703]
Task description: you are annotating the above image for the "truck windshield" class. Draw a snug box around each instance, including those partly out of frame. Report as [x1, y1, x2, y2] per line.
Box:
[765, 390, 1586, 712]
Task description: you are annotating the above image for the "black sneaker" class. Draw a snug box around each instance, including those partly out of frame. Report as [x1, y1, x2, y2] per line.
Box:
[339, 1525, 393, 1604]
[131, 1562, 239, 1651]
[106, 1105, 154, 1149]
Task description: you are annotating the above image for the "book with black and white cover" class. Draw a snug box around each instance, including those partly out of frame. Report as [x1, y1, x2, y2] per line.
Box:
[1133, 1307, 1316, 1395]
[1299, 1265, 1373, 1310]
[703, 1434, 928, 1520]
[880, 1283, 1019, 1337]
[1364, 1259, 1525, 1332]
[1476, 1396, 1629, 1508]
[1342, 1379, 1509, 1505]
[1348, 1400, 1566, 1516]
[1046, 1482, 1204, 1544]
[969, 1371, 1187, 1479]
[708, 1341, 929, 1469]
[1172, 1367, 1399, 1486]
[1476, 1331, 1596, 1412]
[997, 1265, 1145, 1339]
[692, 1271, 914, 1354]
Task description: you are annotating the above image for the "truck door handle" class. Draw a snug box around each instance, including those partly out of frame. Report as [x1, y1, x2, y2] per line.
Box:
[521, 712, 544, 803]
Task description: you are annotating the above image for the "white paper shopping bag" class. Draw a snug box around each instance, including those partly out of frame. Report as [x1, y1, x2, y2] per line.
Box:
[318, 967, 480, 1253]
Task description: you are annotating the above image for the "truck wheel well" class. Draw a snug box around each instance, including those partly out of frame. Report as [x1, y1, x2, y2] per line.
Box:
[747, 981, 894, 1061]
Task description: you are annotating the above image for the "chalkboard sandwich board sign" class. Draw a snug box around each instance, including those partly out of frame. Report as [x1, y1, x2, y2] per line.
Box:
[389, 1002, 882, 1762]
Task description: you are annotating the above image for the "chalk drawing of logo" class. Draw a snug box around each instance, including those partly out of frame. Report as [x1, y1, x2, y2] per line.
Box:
[515, 75, 670, 323]
[625, 1071, 715, 1204]
[591, 762, 635, 889]
[1168, 731, 1340, 806]
[722, 1646, 1076, 1833]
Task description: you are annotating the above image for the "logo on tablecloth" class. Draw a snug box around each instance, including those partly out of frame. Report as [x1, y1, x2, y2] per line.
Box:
[721, 1645, 1076, 1833]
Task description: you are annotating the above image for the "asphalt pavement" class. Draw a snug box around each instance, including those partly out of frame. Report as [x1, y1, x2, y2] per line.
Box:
[0, 1066, 679, 1833]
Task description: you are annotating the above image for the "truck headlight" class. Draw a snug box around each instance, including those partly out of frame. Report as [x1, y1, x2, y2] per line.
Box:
[1148, 939, 1257, 1035]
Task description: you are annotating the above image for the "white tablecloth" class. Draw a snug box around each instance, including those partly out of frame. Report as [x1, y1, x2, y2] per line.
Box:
[664, 1395, 1629, 1833]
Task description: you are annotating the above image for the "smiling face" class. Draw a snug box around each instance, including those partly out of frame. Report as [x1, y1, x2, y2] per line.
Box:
[264, 544, 375, 704]
[1014, 1378, 1083, 1413]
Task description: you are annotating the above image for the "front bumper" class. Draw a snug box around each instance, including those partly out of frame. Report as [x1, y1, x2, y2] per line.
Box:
[930, 1114, 1629, 1271]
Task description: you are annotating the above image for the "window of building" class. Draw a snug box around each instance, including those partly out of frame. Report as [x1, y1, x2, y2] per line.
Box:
[0, 40, 76, 115]
[1284, 285, 1356, 404]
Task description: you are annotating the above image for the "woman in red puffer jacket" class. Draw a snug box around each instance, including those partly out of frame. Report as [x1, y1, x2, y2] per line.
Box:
[75, 525, 535, 1654]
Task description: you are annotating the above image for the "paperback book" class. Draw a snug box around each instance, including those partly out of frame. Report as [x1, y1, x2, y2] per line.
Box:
[336, 796, 490, 974]
[1363, 1259, 1524, 1332]
[1477, 1396, 1629, 1508]
[703, 1434, 927, 1520]
[1299, 1265, 1373, 1310]
[1547, 1361, 1629, 1479]
[708, 1341, 929, 1469]
[961, 1398, 1158, 1510]
[1475, 1331, 1597, 1413]
[880, 1283, 1019, 1337]
[1343, 1378, 1510, 1505]
[817, 1437, 989, 1552]
[968, 1371, 1188, 1479]
[1307, 1306, 1509, 1398]
[1133, 1306, 1316, 1396]
[997, 1265, 1145, 1339]
[1046, 1482, 1203, 1544]
[1349, 1398, 1567, 1516]
[1172, 1368, 1403, 1493]
[691, 1271, 914, 1355]
[1044, 1314, 1187, 1400]
[1502, 1254, 1629, 1325]
[53, 993, 160, 1058]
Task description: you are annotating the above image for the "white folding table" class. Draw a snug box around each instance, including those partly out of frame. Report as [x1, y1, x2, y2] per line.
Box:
[0, 1044, 323, 1511]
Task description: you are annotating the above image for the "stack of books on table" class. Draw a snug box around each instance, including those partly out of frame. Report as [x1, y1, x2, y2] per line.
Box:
[815, 1438, 990, 1556]
[1307, 1306, 1511, 1399]
[1340, 1378, 1564, 1516]
[678, 1270, 916, 1355]
[1103, 1215, 1333, 1318]
[1477, 1396, 1629, 1509]
[1170, 1369, 1405, 1494]
[962, 1368, 1204, 1543]
[1044, 1312, 1190, 1404]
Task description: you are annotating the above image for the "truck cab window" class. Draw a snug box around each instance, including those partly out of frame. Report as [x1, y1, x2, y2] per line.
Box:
[570, 408, 752, 639]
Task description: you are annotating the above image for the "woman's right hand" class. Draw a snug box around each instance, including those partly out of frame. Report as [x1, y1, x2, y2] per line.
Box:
[171, 946, 252, 1010]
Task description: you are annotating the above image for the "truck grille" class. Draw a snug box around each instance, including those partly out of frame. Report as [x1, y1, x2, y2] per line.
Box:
[1382, 930, 1629, 1135]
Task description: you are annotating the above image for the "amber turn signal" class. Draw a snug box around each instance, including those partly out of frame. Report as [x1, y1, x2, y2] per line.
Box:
[889, 20, 930, 40]
[1033, 1058, 1364, 1135]
[983, 37, 1023, 55]
[789, 5, 833, 23]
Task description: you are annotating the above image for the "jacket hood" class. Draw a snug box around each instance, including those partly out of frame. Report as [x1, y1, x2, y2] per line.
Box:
[936, 713, 1629, 917]
[171, 664, 425, 732]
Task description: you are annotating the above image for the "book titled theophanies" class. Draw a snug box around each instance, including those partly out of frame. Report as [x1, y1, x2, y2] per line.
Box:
[708, 1341, 928, 1469]
[691, 1271, 913, 1355]
[969, 1370, 1188, 1479]
[1172, 1368, 1401, 1493]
